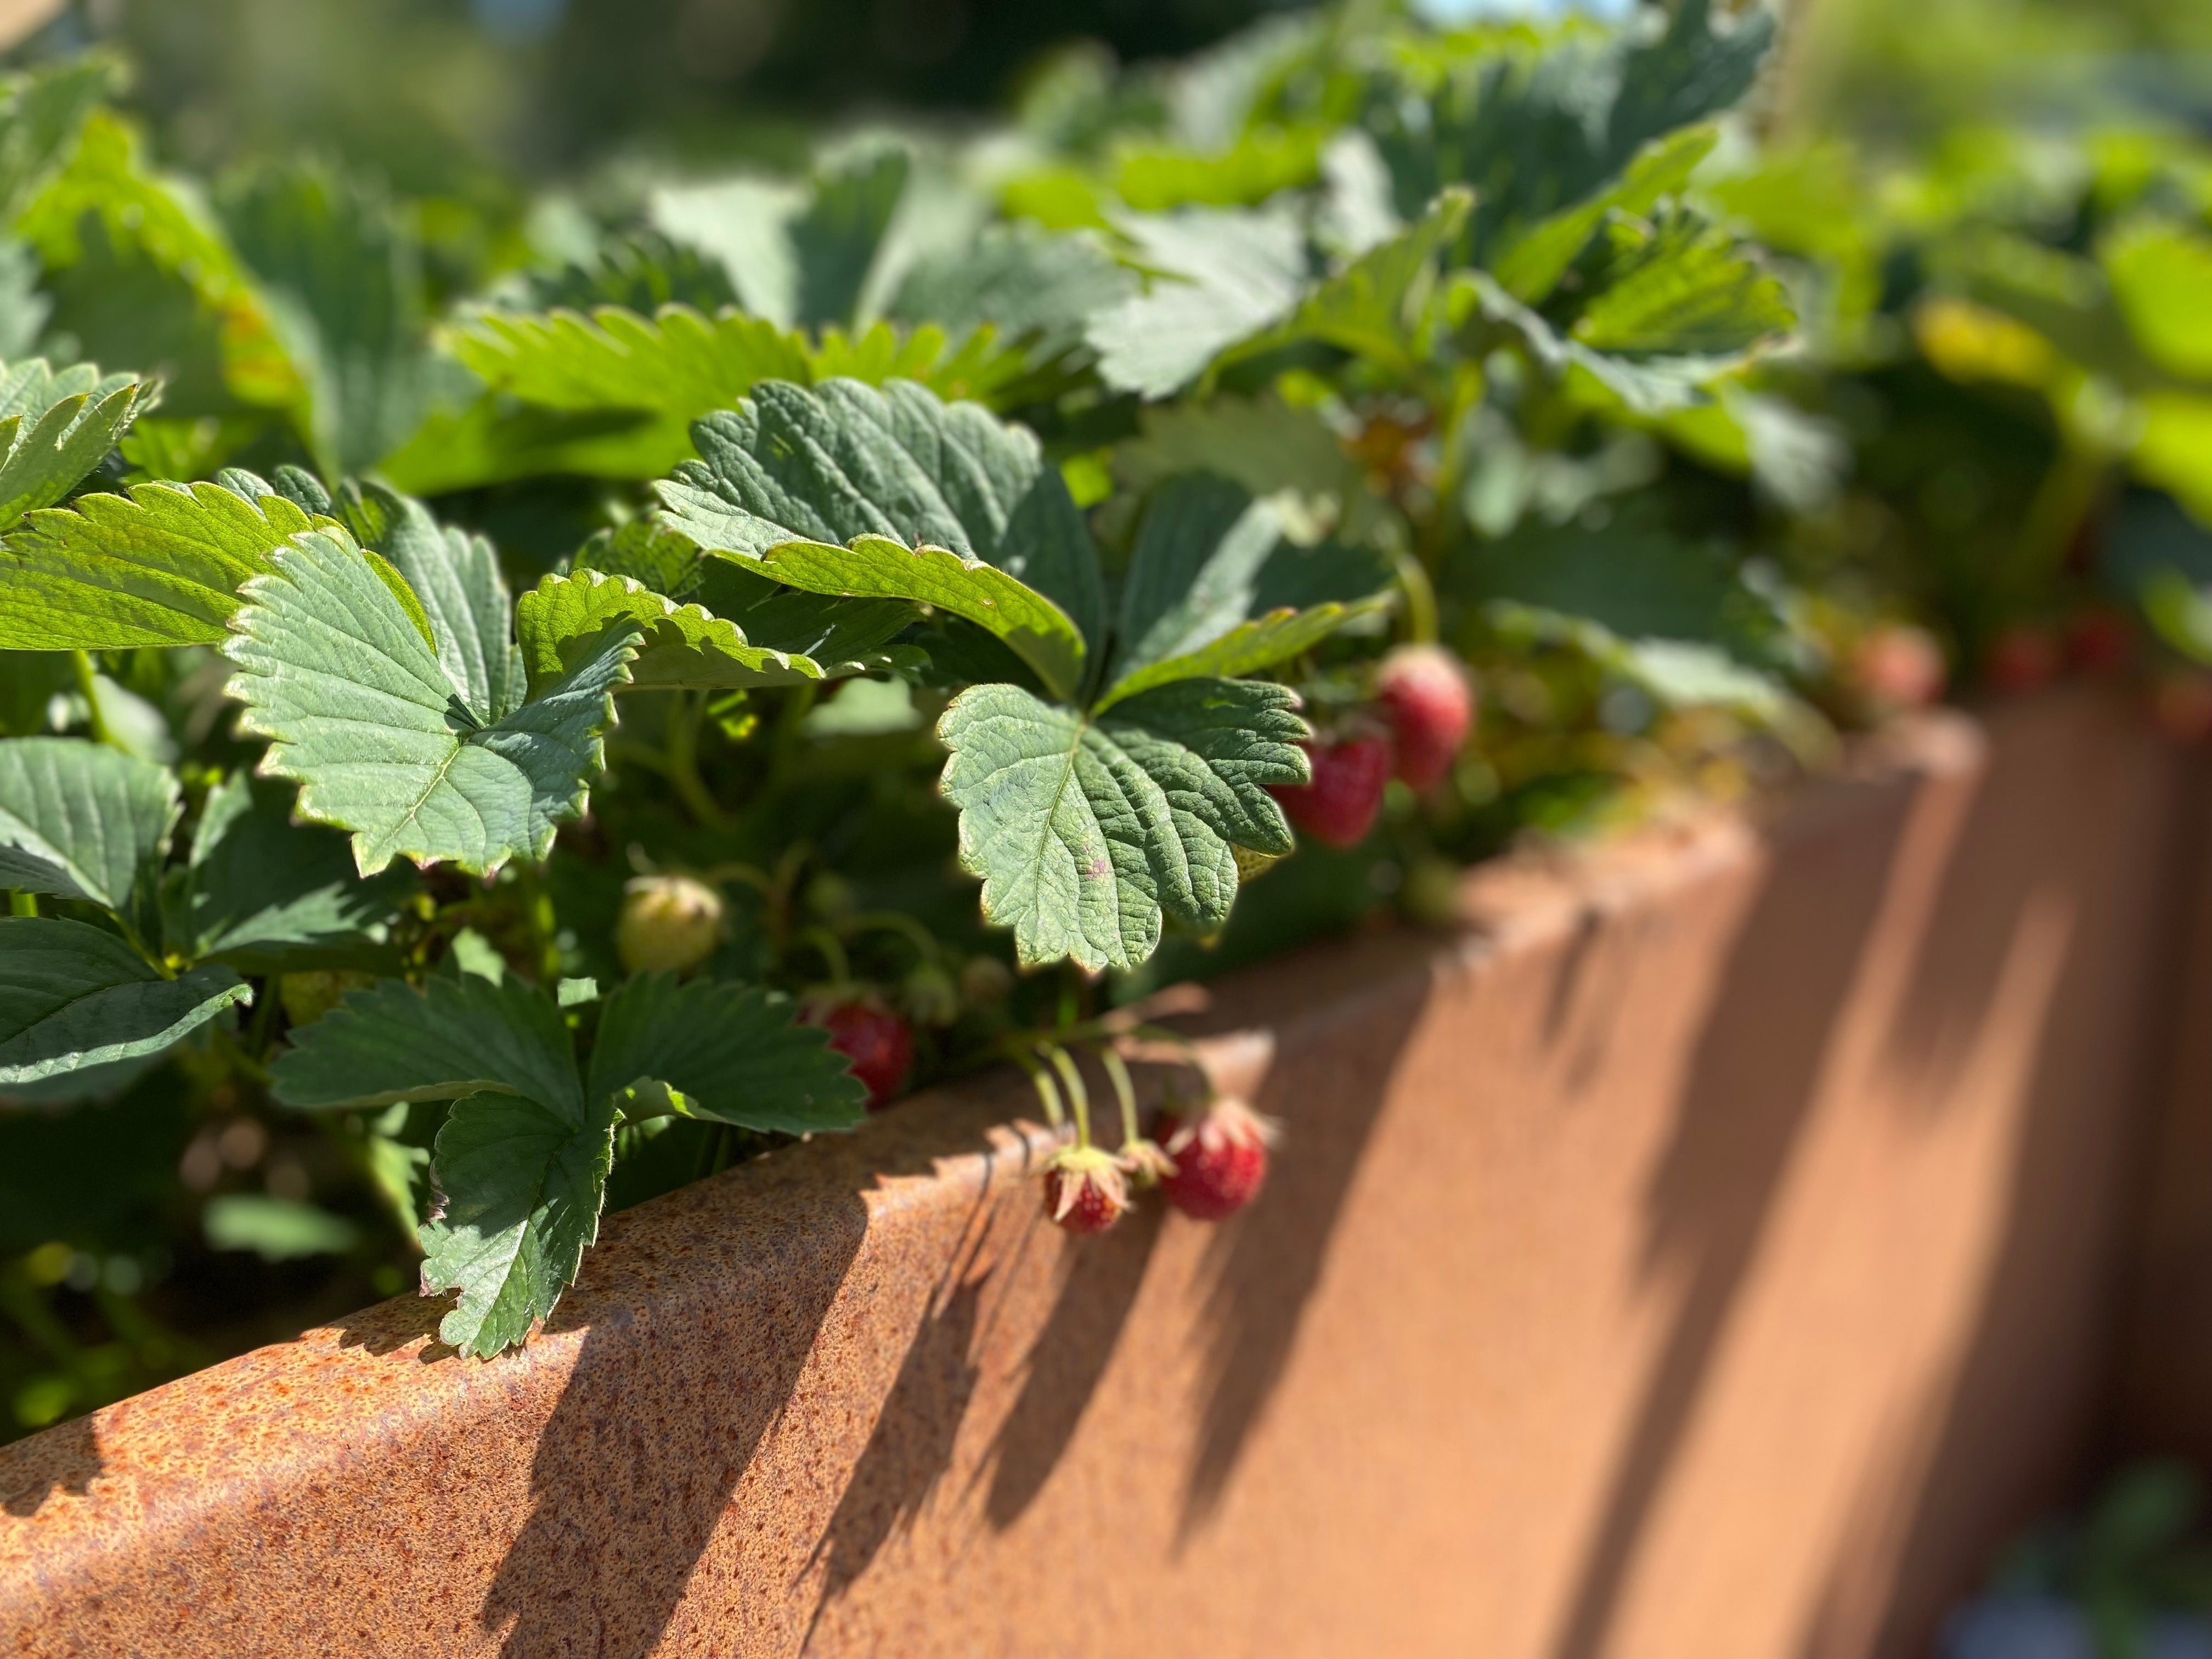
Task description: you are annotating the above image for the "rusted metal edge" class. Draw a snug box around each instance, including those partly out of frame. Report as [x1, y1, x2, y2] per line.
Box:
[0, 711, 1990, 1652]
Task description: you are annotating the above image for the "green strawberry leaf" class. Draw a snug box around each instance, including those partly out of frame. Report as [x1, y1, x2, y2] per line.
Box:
[1369, 0, 1769, 266]
[1567, 208, 1796, 358]
[418, 1087, 617, 1358]
[655, 376, 1103, 673]
[751, 535, 1082, 701]
[1492, 124, 1718, 304]
[222, 526, 638, 877]
[1106, 472, 1390, 696]
[0, 736, 178, 913]
[585, 974, 866, 1133]
[218, 162, 432, 475]
[0, 916, 250, 1086]
[516, 568, 915, 693]
[888, 222, 1139, 363]
[1085, 206, 1310, 398]
[1220, 188, 1471, 377]
[521, 229, 740, 314]
[649, 148, 909, 331]
[345, 481, 524, 724]
[20, 113, 303, 417]
[936, 677, 1308, 971]
[0, 358, 151, 531]
[0, 477, 326, 650]
[453, 303, 811, 418]
[183, 771, 408, 971]
[269, 971, 582, 1115]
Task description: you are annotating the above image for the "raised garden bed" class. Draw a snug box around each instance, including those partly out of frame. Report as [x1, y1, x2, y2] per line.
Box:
[2, 687, 2194, 1658]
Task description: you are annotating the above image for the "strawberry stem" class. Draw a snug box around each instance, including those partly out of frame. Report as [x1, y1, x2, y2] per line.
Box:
[1393, 548, 1439, 646]
[793, 923, 851, 988]
[1097, 1045, 1141, 1149]
[1045, 1045, 1091, 1148]
[1011, 1048, 1065, 1130]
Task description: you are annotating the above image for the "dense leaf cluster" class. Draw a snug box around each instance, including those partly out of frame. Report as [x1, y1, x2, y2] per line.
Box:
[5, 1, 2211, 1375]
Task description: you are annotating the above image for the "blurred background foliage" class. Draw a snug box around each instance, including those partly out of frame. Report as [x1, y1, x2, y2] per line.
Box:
[7, 0, 2205, 188]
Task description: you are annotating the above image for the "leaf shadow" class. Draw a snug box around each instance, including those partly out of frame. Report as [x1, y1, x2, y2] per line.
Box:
[0, 1412, 100, 1517]
[473, 1107, 1019, 1659]
[1173, 945, 1434, 1543]
[982, 1201, 1165, 1531]
[1543, 781, 1916, 1659]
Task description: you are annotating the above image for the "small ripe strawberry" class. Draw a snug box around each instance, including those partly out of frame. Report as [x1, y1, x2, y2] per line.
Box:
[1375, 645, 1474, 789]
[1269, 733, 1392, 848]
[1983, 625, 2061, 695]
[2064, 607, 2134, 675]
[806, 998, 913, 1111]
[1850, 624, 1946, 710]
[617, 874, 726, 975]
[1043, 1146, 1128, 1234]
[1156, 1097, 1277, 1222]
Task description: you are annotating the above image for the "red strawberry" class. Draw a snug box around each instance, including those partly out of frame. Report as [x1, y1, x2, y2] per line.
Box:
[807, 999, 913, 1111]
[1270, 733, 1392, 848]
[1042, 1146, 1128, 1234]
[2064, 607, 2134, 675]
[1375, 645, 1474, 789]
[1984, 625, 2060, 695]
[1850, 624, 1946, 710]
[1157, 1098, 1276, 1221]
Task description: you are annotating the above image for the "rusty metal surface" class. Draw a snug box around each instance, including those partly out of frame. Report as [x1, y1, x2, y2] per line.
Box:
[0, 691, 2191, 1659]
[2113, 756, 2212, 1462]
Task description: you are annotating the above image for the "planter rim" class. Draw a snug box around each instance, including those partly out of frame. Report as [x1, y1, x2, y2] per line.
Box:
[0, 706, 1997, 1649]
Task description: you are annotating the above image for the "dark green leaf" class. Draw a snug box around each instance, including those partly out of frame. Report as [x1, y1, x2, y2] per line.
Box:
[0, 735, 177, 912]
[586, 974, 866, 1133]
[657, 376, 1105, 661]
[0, 916, 249, 1086]
[419, 1087, 617, 1357]
[219, 161, 432, 474]
[269, 971, 581, 1114]
[183, 771, 406, 970]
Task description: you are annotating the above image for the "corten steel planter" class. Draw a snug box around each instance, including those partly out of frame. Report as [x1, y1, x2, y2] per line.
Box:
[0, 689, 2197, 1659]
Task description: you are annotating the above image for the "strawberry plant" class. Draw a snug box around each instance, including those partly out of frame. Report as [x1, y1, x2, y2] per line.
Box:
[2, 0, 2206, 1419]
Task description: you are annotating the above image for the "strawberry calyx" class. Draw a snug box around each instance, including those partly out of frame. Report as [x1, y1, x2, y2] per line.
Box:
[1116, 1137, 1177, 1187]
[1043, 1144, 1128, 1234]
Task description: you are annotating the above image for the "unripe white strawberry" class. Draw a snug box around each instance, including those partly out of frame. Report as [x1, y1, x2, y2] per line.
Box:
[958, 955, 1014, 1009]
[616, 874, 724, 975]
